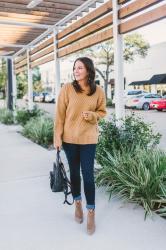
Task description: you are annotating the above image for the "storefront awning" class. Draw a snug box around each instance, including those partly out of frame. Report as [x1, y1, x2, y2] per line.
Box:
[149, 74, 166, 85]
[129, 74, 166, 86]
[129, 80, 149, 86]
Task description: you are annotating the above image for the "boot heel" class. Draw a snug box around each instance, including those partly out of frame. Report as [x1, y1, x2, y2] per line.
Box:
[75, 200, 83, 224]
[87, 209, 95, 235]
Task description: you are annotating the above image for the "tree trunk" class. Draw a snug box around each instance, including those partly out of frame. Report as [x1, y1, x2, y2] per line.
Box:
[104, 80, 108, 100]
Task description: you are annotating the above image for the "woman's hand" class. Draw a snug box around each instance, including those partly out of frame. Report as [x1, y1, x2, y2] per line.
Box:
[82, 111, 91, 120]
[54, 137, 62, 151]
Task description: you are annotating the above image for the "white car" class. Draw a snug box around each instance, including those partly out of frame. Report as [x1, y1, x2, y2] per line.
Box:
[126, 93, 162, 110]
[113, 90, 148, 105]
[34, 93, 43, 102]
[45, 93, 55, 103]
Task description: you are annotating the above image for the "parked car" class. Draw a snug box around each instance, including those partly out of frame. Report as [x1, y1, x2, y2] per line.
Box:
[112, 89, 148, 105]
[41, 92, 49, 102]
[33, 92, 50, 102]
[124, 90, 148, 105]
[126, 93, 162, 110]
[45, 93, 55, 103]
[126, 90, 148, 96]
[150, 97, 166, 111]
[34, 93, 43, 102]
[23, 92, 38, 102]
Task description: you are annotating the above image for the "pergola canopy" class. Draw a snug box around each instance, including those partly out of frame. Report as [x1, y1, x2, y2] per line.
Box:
[2, 0, 166, 124]
[0, 0, 104, 56]
[0, 0, 165, 61]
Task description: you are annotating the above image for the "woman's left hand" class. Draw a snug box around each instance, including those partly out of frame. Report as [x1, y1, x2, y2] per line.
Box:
[82, 111, 90, 120]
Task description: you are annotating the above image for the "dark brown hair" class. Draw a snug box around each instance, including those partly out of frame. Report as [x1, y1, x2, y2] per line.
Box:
[72, 57, 96, 96]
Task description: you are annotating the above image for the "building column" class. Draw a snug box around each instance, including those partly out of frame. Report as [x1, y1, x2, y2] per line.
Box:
[151, 84, 157, 94]
[7, 58, 13, 110]
[112, 0, 125, 126]
[27, 49, 33, 110]
[53, 27, 61, 104]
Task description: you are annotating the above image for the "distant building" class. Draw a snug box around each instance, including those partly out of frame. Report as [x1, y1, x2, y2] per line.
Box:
[124, 42, 166, 95]
[39, 42, 166, 96]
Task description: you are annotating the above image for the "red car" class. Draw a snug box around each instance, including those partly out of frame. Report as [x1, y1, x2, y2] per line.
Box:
[150, 97, 166, 111]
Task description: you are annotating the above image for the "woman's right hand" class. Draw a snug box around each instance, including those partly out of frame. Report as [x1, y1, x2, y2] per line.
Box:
[54, 137, 62, 151]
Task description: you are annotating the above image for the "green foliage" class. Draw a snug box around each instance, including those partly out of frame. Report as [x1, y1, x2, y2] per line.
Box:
[22, 116, 53, 148]
[96, 114, 161, 166]
[96, 114, 165, 217]
[95, 147, 166, 217]
[16, 106, 45, 126]
[16, 72, 28, 99]
[33, 81, 44, 93]
[32, 67, 43, 92]
[0, 59, 7, 97]
[0, 108, 14, 124]
[16, 67, 42, 98]
[32, 66, 41, 83]
[124, 33, 150, 62]
[106, 98, 113, 107]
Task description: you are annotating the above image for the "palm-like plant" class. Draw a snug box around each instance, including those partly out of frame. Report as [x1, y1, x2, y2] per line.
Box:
[96, 146, 166, 218]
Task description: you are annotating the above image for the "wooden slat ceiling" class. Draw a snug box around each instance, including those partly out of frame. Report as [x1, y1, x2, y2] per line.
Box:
[0, 0, 93, 56]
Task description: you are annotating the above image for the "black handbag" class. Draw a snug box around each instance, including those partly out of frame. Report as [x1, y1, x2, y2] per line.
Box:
[50, 150, 74, 205]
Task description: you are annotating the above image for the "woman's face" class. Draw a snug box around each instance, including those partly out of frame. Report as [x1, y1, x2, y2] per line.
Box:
[73, 60, 89, 82]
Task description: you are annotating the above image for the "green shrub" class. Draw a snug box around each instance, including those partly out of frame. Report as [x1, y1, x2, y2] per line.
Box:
[22, 116, 53, 148]
[95, 146, 166, 217]
[16, 106, 45, 126]
[106, 98, 113, 107]
[0, 108, 14, 124]
[96, 114, 161, 166]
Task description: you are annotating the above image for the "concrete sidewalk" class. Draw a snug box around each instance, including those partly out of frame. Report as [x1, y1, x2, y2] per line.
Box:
[0, 124, 166, 250]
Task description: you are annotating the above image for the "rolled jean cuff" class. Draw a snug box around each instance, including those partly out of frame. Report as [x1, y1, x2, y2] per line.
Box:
[86, 204, 95, 210]
[74, 195, 82, 201]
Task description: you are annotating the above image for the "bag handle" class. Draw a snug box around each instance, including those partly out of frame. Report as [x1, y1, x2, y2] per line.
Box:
[56, 149, 74, 206]
[56, 149, 61, 162]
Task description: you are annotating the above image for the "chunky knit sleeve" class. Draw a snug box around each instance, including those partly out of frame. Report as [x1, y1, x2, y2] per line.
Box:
[86, 88, 107, 124]
[54, 85, 68, 142]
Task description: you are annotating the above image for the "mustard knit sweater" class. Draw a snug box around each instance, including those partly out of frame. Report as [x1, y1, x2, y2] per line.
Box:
[54, 83, 107, 144]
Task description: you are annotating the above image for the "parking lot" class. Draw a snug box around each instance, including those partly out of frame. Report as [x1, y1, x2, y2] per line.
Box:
[0, 99, 165, 150]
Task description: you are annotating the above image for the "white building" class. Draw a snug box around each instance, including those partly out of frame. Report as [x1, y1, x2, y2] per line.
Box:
[124, 42, 166, 95]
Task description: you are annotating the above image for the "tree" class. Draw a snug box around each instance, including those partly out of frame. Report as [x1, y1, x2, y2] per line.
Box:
[78, 33, 150, 99]
[16, 66, 42, 98]
[16, 72, 28, 98]
[32, 66, 43, 92]
[0, 59, 7, 98]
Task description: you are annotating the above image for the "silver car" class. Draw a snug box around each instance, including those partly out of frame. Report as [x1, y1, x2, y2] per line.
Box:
[126, 93, 162, 110]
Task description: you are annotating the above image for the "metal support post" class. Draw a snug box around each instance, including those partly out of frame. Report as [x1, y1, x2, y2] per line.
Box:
[11, 59, 17, 121]
[53, 27, 61, 104]
[112, 0, 125, 126]
[27, 49, 33, 110]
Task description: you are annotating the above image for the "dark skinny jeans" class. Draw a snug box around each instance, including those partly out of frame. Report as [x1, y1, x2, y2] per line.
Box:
[62, 142, 96, 209]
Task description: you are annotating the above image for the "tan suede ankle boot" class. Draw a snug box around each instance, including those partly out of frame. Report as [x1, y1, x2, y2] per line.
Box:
[87, 209, 95, 235]
[75, 200, 83, 224]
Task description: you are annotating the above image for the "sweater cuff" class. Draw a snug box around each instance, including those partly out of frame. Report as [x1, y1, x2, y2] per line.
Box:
[86, 112, 98, 124]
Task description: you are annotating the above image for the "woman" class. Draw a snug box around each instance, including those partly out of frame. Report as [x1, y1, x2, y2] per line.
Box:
[54, 57, 107, 235]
